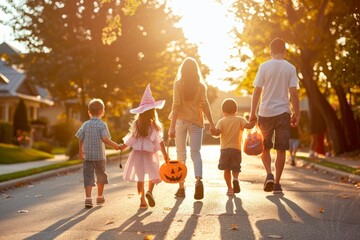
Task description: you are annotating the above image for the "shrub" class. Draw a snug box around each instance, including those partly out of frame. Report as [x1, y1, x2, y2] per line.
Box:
[52, 120, 81, 147]
[0, 122, 13, 144]
[32, 141, 53, 153]
[66, 138, 79, 159]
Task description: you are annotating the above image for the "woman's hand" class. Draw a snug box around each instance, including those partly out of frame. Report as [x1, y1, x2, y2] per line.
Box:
[168, 127, 176, 139]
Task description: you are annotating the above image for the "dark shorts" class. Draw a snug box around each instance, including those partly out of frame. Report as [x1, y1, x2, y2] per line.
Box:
[83, 160, 108, 187]
[258, 112, 290, 150]
[218, 148, 242, 172]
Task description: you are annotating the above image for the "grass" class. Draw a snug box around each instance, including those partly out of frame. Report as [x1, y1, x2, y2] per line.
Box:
[297, 156, 360, 175]
[0, 143, 54, 164]
[0, 159, 82, 183]
[52, 147, 66, 154]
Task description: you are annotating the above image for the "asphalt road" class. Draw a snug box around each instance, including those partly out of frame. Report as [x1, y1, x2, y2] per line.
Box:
[1, 145, 359, 240]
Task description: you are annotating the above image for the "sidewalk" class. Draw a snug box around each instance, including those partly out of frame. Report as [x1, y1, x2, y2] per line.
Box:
[0, 149, 359, 191]
[0, 150, 119, 190]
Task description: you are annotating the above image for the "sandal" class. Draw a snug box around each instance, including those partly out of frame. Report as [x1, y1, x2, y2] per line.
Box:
[175, 188, 185, 198]
[145, 191, 155, 207]
[227, 189, 234, 196]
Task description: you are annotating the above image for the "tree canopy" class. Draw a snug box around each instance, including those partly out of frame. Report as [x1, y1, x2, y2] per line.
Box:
[228, 0, 360, 154]
[0, 0, 201, 122]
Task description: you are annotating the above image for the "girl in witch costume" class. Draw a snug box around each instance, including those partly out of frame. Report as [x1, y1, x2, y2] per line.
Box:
[120, 84, 169, 209]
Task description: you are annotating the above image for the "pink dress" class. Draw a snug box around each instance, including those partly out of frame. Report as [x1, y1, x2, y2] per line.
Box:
[122, 126, 163, 183]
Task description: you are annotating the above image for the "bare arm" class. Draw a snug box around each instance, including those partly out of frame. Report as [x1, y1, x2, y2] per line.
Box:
[249, 87, 262, 123]
[119, 143, 128, 151]
[244, 121, 255, 129]
[168, 112, 178, 139]
[78, 140, 84, 160]
[211, 128, 221, 138]
[202, 101, 216, 135]
[289, 87, 300, 127]
[160, 140, 169, 163]
[102, 137, 120, 150]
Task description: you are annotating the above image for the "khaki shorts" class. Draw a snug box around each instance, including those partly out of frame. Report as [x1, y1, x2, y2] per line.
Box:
[218, 148, 242, 172]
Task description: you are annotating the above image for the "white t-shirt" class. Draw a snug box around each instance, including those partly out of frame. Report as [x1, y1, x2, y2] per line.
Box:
[253, 59, 299, 117]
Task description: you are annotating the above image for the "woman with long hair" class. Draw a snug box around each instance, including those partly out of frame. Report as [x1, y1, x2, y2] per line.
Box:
[168, 57, 215, 200]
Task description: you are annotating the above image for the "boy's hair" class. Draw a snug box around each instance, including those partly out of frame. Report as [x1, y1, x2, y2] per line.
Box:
[88, 98, 105, 116]
[270, 38, 286, 54]
[222, 98, 238, 114]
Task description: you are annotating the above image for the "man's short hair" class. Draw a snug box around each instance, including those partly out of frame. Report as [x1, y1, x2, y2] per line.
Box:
[222, 98, 238, 114]
[88, 98, 105, 116]
[270, 38, 286, 54]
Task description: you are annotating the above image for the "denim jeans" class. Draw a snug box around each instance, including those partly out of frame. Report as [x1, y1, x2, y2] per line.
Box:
[175, 120, 203, 178]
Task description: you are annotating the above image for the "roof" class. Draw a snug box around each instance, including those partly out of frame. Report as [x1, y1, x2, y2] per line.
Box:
[0, 59, 53, 105]
[0, 42, 21, 56]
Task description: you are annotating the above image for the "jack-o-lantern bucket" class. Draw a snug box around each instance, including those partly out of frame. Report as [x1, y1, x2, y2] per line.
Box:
[243, 125, 263, 156]
[160, 139, 187, 183]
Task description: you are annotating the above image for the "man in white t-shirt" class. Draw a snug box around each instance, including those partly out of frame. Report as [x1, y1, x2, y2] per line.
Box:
[249, 38, 300, 194]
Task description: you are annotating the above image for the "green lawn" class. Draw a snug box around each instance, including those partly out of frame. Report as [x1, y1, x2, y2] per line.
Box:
[0, 143, 54, 164]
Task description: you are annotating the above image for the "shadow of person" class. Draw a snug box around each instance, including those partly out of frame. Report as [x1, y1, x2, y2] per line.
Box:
[25, 206, 101, 240]
[174, 201, 203, 240]
[219, 196, 255, 239]
[97, 198, 184, 240]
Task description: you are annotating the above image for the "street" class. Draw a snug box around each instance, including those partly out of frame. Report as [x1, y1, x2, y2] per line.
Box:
[1, 145, 359, 240]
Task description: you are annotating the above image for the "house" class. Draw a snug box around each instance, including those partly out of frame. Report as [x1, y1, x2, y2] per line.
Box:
[0, 42, 54, 140]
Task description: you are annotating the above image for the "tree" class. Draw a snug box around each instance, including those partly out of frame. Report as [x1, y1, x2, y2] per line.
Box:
[0, 0, 200, 122]
[229, 0, 360, 154]
[13, 99, 31, 146]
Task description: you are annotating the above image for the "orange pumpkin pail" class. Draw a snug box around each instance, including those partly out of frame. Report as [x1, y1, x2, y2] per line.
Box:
[243, 125, 263, 156]
[159, 139, 187, 183]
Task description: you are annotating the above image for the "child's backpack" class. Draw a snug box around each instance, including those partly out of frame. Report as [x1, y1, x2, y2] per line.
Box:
[243, 126, 263, 156]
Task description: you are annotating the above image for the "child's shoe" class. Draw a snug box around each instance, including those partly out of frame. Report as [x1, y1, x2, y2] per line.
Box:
[227, 188, 234, 196]
[233, 180, 241, 193]
[145, 191, 155, 207]
[85, 198, 93, 208]
[175, 188, 185, 198]
[96, 196, 105, 204]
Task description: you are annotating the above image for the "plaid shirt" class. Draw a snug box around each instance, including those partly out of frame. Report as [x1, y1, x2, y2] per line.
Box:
[75, 117, 111, 161]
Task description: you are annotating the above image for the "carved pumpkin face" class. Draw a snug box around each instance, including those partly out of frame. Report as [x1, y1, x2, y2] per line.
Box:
[160, 160, 187, 183]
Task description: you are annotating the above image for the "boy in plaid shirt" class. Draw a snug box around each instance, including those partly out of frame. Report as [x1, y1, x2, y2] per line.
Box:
[76, 98, 119, 208]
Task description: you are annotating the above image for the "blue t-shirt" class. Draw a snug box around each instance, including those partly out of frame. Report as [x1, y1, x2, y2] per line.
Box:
[75, 117, 111, 161]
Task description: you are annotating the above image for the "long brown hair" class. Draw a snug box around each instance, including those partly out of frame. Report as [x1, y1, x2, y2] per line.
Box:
[130, 109, 162, 137]
[177, 57, 202, 101]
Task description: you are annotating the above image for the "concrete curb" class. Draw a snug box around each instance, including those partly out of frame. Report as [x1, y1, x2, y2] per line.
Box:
[308, 163, 360, 182]
[0, 165, 83, 191]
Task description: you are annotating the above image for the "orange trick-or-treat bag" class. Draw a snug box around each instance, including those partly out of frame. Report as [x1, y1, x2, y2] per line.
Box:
[243, 126, 263, 156]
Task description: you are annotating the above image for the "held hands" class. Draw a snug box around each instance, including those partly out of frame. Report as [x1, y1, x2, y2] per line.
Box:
[290, 113, 299, 127]
[119, 143, 127, 151]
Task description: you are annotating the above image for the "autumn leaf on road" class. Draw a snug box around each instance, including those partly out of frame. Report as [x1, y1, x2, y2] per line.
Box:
[268, 234, 283, 239]
[228, 224, 238, 230]
[336, 194, 349, 199]
[319, 207, 325, 213]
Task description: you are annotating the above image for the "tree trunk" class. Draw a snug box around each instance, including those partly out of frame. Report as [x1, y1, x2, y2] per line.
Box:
[300, 51, 347, 155]
[333, 84, 359, 150]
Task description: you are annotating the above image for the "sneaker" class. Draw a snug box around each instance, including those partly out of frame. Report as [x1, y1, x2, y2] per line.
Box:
[233, 180, 241, 193]
[194, 180, 204, 200]
[175, 188, 185, 198]
[96, 196, 105, 204]
[85, 198, 93, 208]
[273, 184, 283, 194]
[263, 173, 275, 192]
[145, 191, 155, 207]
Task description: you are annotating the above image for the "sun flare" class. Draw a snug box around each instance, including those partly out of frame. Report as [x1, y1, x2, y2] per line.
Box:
[168, 0, 242, 91]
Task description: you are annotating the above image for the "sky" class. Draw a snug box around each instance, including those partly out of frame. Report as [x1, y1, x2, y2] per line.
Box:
[0, 0, 242, 91]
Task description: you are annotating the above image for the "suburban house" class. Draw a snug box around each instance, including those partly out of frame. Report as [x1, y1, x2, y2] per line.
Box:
[0, 42, 54, 140]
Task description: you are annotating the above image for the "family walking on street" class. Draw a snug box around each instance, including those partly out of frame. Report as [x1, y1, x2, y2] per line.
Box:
[75, 37, 300, 210]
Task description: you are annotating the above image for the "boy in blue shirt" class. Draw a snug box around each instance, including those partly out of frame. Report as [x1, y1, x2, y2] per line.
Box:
[76, 98, 119, 208]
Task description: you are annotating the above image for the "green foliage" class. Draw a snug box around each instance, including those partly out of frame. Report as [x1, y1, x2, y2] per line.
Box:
[0, 143, 53, 164]
[52, 120, 81, 147]
[0, 0, 200, 121]
[0, 122, 13, 144]
[32, 141, 53, 154]
[12, 99, 30, 137]
[66, 139, 79, 159]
